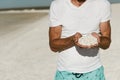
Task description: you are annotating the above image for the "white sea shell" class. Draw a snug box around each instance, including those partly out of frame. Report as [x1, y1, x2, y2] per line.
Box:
[78, 34, 98, 46]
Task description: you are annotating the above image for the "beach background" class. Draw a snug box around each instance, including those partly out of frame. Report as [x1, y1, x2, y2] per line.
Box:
[0, 0, 120, 10]
[0, 0, 120, 80]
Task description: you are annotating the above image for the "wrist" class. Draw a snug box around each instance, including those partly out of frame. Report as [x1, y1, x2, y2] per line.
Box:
[71, 35, 77, 45]
[98, 36, 111, 49]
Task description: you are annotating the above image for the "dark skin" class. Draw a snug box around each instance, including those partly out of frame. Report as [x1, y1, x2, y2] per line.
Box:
[49, 21, 111, 52]
[77, 0, 86, 2]
[49, 27, 82, 52]
[49, 0, 111, 52]
[97, 21, 111, 49]
[71, 0, 86, 7]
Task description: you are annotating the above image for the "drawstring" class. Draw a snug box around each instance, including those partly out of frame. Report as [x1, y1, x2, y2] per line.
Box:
[72, 73, 83, 78]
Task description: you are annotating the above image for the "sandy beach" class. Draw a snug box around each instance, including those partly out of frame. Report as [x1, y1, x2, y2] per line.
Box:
[0, 3, 120, 80]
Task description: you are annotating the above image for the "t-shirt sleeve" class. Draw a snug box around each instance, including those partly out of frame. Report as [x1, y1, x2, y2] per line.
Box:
[49, 1, 62, 27]
[100, 1, 111, 22]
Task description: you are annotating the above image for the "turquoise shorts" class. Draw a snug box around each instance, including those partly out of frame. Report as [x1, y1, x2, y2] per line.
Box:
[54, 66, 105, 80]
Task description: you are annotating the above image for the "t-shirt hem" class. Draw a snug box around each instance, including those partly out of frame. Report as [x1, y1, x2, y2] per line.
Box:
[57, 64, 102, 73]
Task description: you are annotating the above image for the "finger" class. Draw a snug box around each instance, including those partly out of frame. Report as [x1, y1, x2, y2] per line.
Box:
[73, 37, 78, 43]
[75, 42, 81, 47]
[90, 44, 99, 48]
[91, 33, 100, 43]
[91, 32, 98, 38]
[74, 32, 82, 43]
[76, 32, 82, 38]
[79, 44, 90, 48]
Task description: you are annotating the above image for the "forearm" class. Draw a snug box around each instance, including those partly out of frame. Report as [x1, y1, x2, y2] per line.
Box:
[50, 35, 75, 52]
[99, 36, 111, 49]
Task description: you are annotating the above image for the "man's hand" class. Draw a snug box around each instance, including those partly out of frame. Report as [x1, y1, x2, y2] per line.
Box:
[72, 32, 92, 48]
[49, 27, 82, 52]
[73, 32, 82, 44]
[74, 32, 100, 49]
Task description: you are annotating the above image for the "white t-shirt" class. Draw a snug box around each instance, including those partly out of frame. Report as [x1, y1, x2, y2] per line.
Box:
[49, 0, 111, 73]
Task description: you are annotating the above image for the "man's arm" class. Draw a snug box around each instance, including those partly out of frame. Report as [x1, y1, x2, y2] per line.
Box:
[99, 20, 111, 49]
[49, 26, 81, 52]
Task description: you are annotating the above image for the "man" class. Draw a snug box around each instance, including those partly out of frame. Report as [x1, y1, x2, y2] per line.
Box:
[49, 0, 111, 80]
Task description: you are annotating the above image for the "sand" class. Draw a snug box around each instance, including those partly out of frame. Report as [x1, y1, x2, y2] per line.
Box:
[0, 3, 120, 80]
